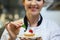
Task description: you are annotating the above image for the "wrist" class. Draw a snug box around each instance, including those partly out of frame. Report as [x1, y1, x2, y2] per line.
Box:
[9, 35, 17, 40]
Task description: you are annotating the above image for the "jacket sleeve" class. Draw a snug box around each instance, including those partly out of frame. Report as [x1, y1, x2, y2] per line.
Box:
[50, 23, 60, 40]
[50, 28, 60, 40]
[1, 29, 9, 40]
[1, 29, 20, 40]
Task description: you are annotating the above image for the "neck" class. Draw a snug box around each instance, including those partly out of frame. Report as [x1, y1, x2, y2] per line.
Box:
[26, 13, 40, 26]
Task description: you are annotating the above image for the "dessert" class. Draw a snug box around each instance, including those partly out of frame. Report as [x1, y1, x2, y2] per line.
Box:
[24, 29, 35, 37]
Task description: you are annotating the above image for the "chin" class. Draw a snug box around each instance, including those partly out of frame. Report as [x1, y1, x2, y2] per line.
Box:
[31, 12, 39, 16]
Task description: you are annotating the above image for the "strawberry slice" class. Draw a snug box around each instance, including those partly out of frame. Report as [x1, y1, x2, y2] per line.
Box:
[29, 29, 33, 33]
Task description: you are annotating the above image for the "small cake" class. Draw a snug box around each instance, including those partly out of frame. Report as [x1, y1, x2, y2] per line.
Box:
[24, 29, 35, 37]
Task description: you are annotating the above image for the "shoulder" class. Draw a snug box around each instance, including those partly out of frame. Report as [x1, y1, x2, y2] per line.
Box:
[43, 18, 60, 32]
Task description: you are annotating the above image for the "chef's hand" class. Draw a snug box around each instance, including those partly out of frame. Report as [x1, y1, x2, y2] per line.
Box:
[36, 37, 42, 40]
[20, 37, 42, 40]
[20, 38, 31, 40]
[5, 20, 23, 40]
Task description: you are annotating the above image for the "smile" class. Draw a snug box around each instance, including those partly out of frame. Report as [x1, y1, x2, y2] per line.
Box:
[28, 6, 39, 9]
[28, 6, 39, 11]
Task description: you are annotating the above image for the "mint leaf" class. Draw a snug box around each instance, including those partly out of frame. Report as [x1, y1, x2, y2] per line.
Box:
[22, 24, 26, 28]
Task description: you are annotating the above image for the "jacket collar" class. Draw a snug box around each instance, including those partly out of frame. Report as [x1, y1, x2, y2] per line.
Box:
[24, 14, 43, 30]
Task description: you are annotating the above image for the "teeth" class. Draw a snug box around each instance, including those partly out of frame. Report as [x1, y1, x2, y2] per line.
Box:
[29, 6, 38, 9]
[28, 5, 39, 9]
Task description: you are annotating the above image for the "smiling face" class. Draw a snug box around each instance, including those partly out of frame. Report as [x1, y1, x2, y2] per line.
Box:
[23, 0, 44, 16]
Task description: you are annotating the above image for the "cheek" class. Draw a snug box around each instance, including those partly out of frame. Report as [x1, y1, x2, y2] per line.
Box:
[38, 2, 44, 8]
[24, 3, 30, 10]
[24, 5, 29, 11]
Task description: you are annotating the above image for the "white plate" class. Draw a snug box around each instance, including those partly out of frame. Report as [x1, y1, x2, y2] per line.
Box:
[17, 34, 40, 39]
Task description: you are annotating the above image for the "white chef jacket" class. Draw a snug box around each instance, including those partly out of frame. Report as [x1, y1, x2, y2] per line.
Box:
[1, 18, 60, 40]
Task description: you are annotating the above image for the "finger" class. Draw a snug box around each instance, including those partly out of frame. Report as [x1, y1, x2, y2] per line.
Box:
[13, 21, 24, 28]
[5, 21, 10, 28]
[15, 22, 23, 28]
[5, 23, 11, 30]
[14, 20, 23, 24]
[20, 38, 26, 40]
[28, 38, 32, 40]
[5, 23, 17, 37]
[36, 37, 42, 40]
[10, 22, 21, 28]
[15, 21, 23, 26]
[26, 38, 31, 40]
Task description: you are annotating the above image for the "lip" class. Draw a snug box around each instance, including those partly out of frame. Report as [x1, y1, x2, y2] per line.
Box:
[28, 6, 39, 11]
[31, 8, 37, 12]
[28, 6, 39, 9]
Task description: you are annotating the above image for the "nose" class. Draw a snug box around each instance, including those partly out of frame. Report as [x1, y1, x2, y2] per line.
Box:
[31, 0, 37, 6]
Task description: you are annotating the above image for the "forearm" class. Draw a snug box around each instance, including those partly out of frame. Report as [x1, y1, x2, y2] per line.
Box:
[8, 35, 17, 40]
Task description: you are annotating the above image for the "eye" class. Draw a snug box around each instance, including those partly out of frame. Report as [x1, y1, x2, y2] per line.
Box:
[37, 0, 41, 1]
[28, 0, 32, 1]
